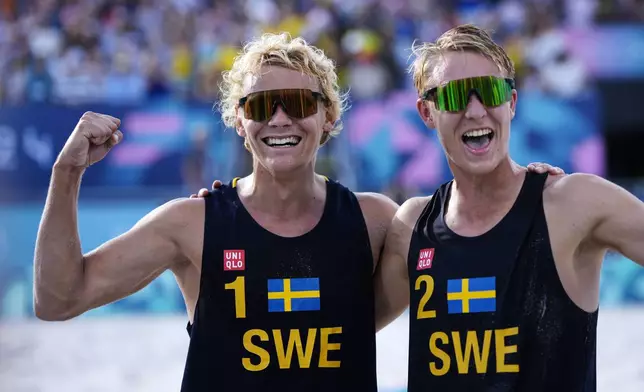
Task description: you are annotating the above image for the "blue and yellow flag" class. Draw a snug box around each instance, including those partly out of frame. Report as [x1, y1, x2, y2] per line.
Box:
[447, 277, 496, 314]
[268, 278, 320, 312]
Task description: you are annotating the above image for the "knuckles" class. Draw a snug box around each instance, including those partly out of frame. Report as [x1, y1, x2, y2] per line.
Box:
[77, 113, 110, 134]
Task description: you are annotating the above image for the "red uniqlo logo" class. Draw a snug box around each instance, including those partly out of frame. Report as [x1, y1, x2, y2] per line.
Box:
[417, 248, 434, 270]
[223, 250, 245, 271]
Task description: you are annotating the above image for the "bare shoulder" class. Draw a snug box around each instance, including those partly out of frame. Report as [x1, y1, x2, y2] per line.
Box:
[355, 192, 399, 239]
[543, 172, 618, 204]
[355, 192, 400, 221]
[146, 197, 205, 228]
[355, 191, 399, 207]
[383, 195, 432, 260]
[542, 173, 636, 240]
[156, 198, 207, 265]
[543, 172, 568, 190]
[395, 195, 432, 229]
[353, 192, 432, 236]
[139, 197, 205, 246]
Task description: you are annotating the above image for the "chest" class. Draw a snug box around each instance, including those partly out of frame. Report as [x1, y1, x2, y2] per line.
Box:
[443, 200, 517, 238]
[408, 241, 519, 324]
[407, 202, 551, 327]
[204, 217, 371, 299]
[243, 205, 325, 238]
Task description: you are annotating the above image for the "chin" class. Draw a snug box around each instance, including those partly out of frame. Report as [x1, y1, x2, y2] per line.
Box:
[455, 156, 502, 176]
[253, 135, 321, 173]
[467, 163, 498, 175]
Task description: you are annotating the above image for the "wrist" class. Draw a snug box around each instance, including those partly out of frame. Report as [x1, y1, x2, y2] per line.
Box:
[52, 161, 86, 177]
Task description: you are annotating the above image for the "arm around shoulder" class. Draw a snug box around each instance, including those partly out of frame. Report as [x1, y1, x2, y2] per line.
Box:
[355, 192, 400, 229]
[355, 192, 400, 265]
[374, 196, 430, 331]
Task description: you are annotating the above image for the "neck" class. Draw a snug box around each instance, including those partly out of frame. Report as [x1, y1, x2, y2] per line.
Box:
[238, 162, 325, 220]
[448, 158, 526, 217]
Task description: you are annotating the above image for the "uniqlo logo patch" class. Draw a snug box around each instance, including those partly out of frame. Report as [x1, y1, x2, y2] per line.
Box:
[417, 248, 434, 270]
[224, 250, 245, 271]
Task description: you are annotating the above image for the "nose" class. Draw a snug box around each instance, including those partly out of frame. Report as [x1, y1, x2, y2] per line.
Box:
[464, 94, 487, 120]
[268, 105, 292, 127]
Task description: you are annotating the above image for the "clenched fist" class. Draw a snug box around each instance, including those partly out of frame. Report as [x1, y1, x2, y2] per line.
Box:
[55, 111, 123, 169]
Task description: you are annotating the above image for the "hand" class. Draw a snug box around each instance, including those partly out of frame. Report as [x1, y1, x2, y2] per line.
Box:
[189, 180, 224, 198]
[55, 112, 123, 169]
[527, 162, 565, 175]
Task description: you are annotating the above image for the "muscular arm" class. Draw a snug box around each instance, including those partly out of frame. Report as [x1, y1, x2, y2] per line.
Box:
[356, 192, 399, 270]
[374, 197, 429, 332]
[34, 166, 201, 321]
[577, 174, 644, 266]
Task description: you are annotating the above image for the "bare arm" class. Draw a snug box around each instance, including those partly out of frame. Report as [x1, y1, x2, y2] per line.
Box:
[33, 166, 86, 319]
[34, 166, 199, 320]
[34, 111, 201, 321]
[577, 174, 644, 266]
[374, 196, 429, 332]
[356, 192, 400, 271]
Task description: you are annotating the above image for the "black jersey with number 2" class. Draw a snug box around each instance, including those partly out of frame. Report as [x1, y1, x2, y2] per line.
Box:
[407, 172, 598, 392]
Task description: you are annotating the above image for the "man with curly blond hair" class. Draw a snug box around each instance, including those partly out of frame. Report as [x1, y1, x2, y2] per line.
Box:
[33, 32, 401, 392]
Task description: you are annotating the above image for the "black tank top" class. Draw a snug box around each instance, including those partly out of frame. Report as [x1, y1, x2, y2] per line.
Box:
[181, 178, 377, 392]
[407, 172, 598, 392]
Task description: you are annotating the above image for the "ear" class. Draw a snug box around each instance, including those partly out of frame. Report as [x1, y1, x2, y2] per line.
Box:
[320, 108, 336, 140]
[416, 98, 435, 129]
[319, 120, 332, 146]
[235, 105, 246, 137]
[509, 89, 518, 120]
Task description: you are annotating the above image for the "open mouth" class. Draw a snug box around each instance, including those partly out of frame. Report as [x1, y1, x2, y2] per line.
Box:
[261, 136, 302, 148]
[461, 128, 494, 151]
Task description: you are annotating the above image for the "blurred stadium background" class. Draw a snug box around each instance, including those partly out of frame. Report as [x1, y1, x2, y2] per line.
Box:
[1, 0, 644, 391]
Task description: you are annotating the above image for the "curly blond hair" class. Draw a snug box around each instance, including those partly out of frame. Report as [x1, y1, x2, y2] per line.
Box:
[217, 33, 347, 145]
[410, 24, 516, 95]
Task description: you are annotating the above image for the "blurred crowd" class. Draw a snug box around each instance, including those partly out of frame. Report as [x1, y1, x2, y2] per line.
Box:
[0, 0, 642, 106]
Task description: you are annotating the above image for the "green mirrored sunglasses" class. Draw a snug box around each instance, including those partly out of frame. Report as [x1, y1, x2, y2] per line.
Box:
[422, 76, 515, 112]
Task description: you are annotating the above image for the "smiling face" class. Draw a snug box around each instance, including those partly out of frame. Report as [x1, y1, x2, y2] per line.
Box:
[416, 51, 517, 176]
[235, 66, 332, 174]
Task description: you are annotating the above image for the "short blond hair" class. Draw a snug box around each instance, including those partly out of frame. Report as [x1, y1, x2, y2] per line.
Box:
[218, 33, 346, 144]
[410, 24, 515, 95]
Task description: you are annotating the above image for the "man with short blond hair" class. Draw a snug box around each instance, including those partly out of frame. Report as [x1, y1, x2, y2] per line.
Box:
[376, 24, 644, 391]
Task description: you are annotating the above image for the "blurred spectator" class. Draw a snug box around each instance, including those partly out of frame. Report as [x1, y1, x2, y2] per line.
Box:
[4, 58, 27, 104]
[3, 0, 638, 107]
[25, 57, 54, 102]
[182, 127, 214, 192]
[524, 13, 589, 98]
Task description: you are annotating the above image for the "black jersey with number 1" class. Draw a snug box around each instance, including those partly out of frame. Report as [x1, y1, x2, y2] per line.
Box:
[180, 178, 377, 392]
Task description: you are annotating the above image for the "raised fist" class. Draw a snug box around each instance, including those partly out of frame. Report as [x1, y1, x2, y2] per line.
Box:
[55, 111, 123, 169]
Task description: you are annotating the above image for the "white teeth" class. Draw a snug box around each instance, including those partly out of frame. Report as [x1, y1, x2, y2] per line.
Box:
[265, 136, 301, 146]
[463, 128, 493, 137]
